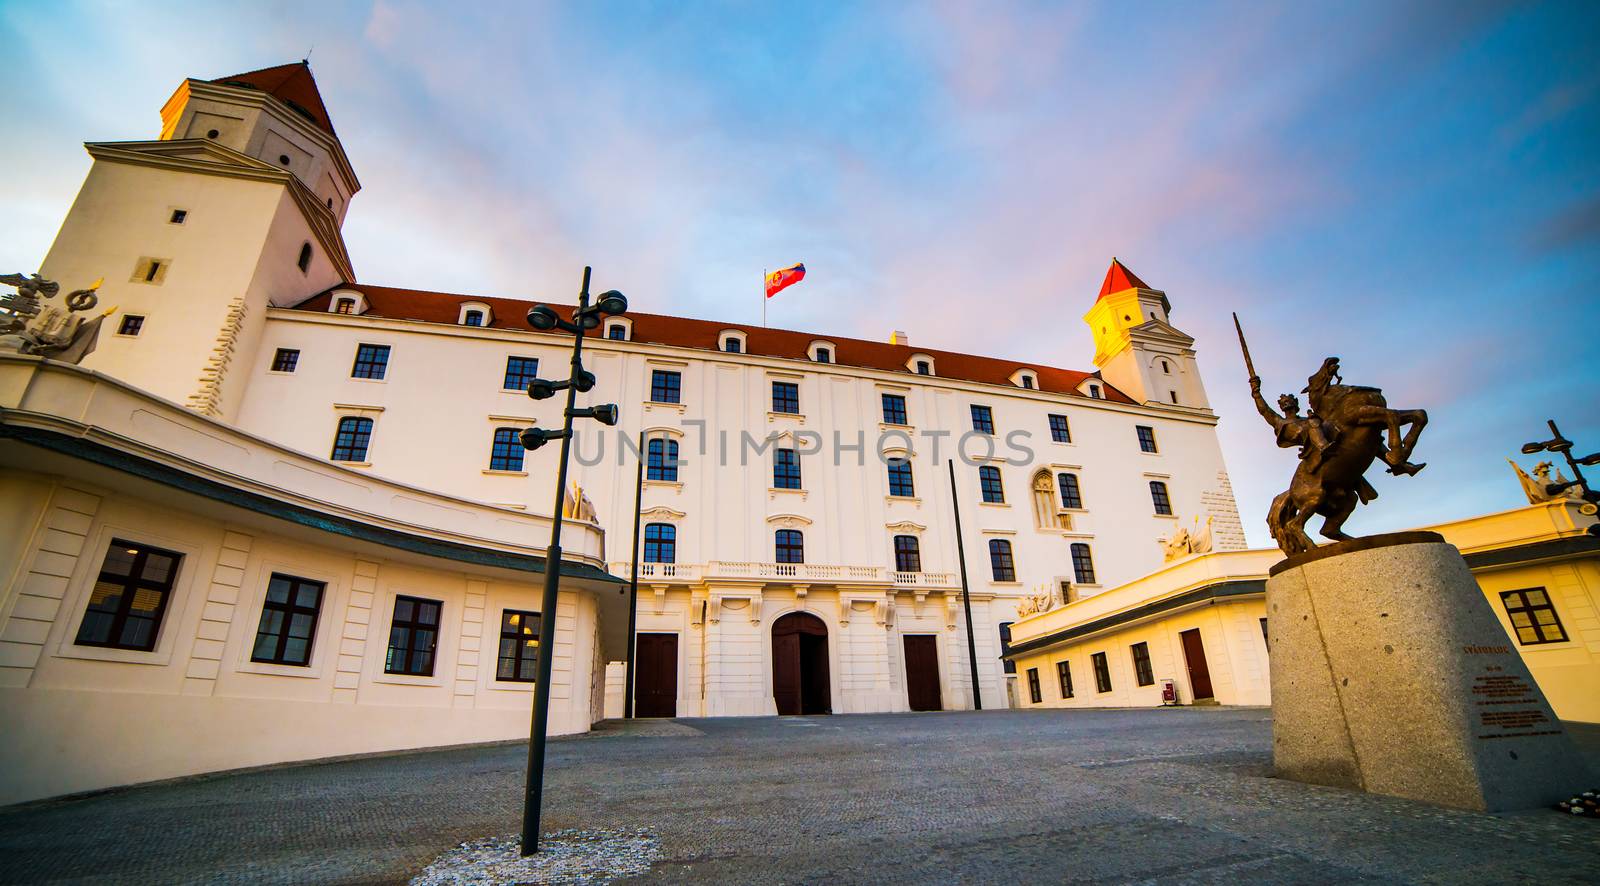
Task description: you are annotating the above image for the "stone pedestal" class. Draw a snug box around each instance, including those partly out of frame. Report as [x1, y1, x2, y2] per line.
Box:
[1267, 532, 1589, 811]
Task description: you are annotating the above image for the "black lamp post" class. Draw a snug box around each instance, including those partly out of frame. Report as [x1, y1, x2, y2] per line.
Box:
[518, 266, 627, 855]
[1521, 418, 1600, 537]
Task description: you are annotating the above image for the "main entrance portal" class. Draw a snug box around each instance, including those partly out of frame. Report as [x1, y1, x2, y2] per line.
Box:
[772, 612, 831, 715]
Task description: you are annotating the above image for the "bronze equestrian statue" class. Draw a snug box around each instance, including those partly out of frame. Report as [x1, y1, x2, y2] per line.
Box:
[1235, 314, 1428, 556]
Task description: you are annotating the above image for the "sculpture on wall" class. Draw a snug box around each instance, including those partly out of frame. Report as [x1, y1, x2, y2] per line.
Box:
[562, 481, 598, 522]
[1509, 459, 1584, 505]
[1015, 585, 1056, 618]
[0, 273, 110, 364]
[1235, 314, 1429, 556]
[1162, 514, 1215, 561]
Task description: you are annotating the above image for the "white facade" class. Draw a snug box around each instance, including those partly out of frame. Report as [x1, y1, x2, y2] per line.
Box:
[5, 61, 1250, 774]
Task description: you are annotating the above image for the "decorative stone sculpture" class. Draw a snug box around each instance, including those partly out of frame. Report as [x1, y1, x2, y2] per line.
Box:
[1235, 314, 1428, 555]
[1014, 586, 1055, 619]
[562, 481, 598, 522]
[1161, 514, 1215, 562]
[1509, 459, 1584, 505]
[0, 273, 110, 364]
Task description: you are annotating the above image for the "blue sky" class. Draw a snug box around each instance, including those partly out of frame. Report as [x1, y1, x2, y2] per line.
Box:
[2, 1, 1596, 547]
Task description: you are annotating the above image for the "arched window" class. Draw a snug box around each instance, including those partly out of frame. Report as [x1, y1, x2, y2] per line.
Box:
[775, 529, 804, 564]
[1071, 543, 1096, 585]
[892, 535, 921, 573]
[978, 465, 1004, 503]
[643, 524, 676, 564]
[814, 347, 831, 363]
[463, 310, 484, 327]
[1149, 480, 1172, 516]
[1031, 471, 1058, 529]
[1088, 384, 1102, 399]
[1058, 473, 1083, 509]
[330, 416, 373, 462]
[887, 458, 914, 497]
[297, 242, 312, 273]
[723, 336, 741, 353]
[647, 438, 679, 482]
[488, 427, 523, 471]
[989, 539, 1016, 582]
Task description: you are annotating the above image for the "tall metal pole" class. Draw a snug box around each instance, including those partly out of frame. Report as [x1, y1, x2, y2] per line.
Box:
[521, 266, 591, 855]
[623, 429, 645, 718]
[947, 459, 983, 711]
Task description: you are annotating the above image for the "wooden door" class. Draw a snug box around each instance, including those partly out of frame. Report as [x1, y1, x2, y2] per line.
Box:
[634, 633, 678, 718]
[772, 630, 802, 715]
[903, 635, 943, 711]
[773, 612, 829, 715]
[1179, 628, 1214, 700]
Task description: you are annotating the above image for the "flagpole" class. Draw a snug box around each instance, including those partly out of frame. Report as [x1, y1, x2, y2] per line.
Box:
[761, 268, 767, 328]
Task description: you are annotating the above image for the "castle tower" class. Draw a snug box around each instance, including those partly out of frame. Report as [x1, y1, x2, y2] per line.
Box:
[37, 62, 358, 420]
[1082, 259, 1210, 410]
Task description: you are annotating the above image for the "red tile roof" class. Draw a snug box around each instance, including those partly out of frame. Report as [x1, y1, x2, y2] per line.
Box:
[292, 284, 1130, 403]
[1096, 258, 1151, 301]
[211, 62, 336, 136]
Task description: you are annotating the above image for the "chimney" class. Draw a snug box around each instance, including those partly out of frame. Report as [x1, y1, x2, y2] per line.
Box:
[889, 330, 910, 346]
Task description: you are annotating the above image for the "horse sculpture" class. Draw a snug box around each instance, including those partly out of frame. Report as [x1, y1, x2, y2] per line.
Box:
[1236, 316, 1428, 556]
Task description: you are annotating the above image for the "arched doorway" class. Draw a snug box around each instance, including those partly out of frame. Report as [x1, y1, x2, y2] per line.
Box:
[772, 612, 831, 715]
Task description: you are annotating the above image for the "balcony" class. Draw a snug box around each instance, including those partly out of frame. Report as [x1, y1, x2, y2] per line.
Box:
[609, 561, 956, 589]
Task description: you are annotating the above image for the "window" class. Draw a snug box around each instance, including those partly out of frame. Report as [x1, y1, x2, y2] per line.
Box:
[1060, 581, 1077, 604]
[1161, 360, 1171, 374]
[1057, 660, 1074, 698]
[1058, 473, 1083, 509]
[351, 343, 390, 379]
[915, 360, 931, 375]
[117, 315, 144, 336]
[979, 465, 1005, 503]
[330, 416, 373, 462]
[1070, 543, 1096, 585]
[970, 404, 995, 434]
[774, 448, 802, 489]
[1131, 642, 1154, 686]
[650, 369, 681, 404]
[893, 535, 921, 573]
[251, 573, 324, 666]
[169, 209, 187, 224]
[1137, 425, 1158, 453]
[723, 337, 741, 353]
[503, 356, 539, 391]
[271, 347, 300, 372]
[1048, 414, 1071, 443]
[989, 539, 1016, 582]
[1170, 391, 1179, 404]
[463, 309, 484, 327]
[771, 381, 800, 414]
[887, 459, 915, 497]
[278, 154, 291, 166]
[1149, 480, 1173, 515]
[1092, 652, 1112, 693]
[205, 128, 219, 138]
[144, 260, 162, 282]
[334, 298, 356, 314]
[1027, 667, 1042, 704]
[1260, 617, 1269, 651]
[384, 595, 440, 676]
[647, 438, 679, 482]
[497, 609, 541, 682]
[775, 529, 804, 564]
[1020, 374, 1034, 389]
[297, 242, 312, 273]
[881, 393, 908, 425]
[607, 324, 627, 340]
[1500, 588, 1568, 645]
[814, 347, 831, 363]
[489, 427, 524, 472]
[644, 523, 676, 563]
[1088, 384, 1102, 399]
[74, 540, 182, 652]
[999, 622, 1016, 674]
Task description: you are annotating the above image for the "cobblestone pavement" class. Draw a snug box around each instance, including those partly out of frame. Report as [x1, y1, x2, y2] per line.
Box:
[2, 708, 1598, 885]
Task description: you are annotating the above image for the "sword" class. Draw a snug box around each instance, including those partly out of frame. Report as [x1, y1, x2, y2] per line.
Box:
[1232, 312, 1258, 383]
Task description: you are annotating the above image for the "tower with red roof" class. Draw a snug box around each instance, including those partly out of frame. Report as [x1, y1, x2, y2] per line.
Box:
[1082, 259, 1210, 410]
[37, 62, 359, 420]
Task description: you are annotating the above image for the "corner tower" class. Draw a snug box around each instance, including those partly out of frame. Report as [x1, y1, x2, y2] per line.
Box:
[1083, 259, 1210, 410]
[37, 62, 357, 420]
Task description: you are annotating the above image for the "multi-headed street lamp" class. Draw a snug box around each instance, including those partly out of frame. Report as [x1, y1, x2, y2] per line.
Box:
[1521, 418, 1600, 537]
[518, 266, 626, 855]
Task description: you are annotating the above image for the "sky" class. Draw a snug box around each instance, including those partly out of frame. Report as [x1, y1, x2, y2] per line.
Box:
[1, 0, 1596, 548]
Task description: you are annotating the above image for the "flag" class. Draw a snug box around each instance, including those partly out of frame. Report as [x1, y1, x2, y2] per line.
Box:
[765, 263, 805, 299]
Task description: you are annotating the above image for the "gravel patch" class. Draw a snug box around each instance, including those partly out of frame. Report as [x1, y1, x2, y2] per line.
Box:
[411, 829, 662, 885]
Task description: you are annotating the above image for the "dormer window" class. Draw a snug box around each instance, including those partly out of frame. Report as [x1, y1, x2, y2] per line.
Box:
[1010, 369, 1038, 390]
[907, 354, 935, 376]
[815, 348, 830, 363]
[335, 298, 355, 314]
[808, 340, 836, 363]
[328, 289, 367, 316]
[724, 337, 741, 353]
[719, 329, 747, 354]
[604, 317, 633, 341]
[457, 302, 493, 326]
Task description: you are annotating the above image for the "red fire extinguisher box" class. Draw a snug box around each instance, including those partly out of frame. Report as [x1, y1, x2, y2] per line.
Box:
[1161, 678, 1178, 705]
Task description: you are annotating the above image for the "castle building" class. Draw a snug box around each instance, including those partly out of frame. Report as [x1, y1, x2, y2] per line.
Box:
[1, 63, 1245, 801]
